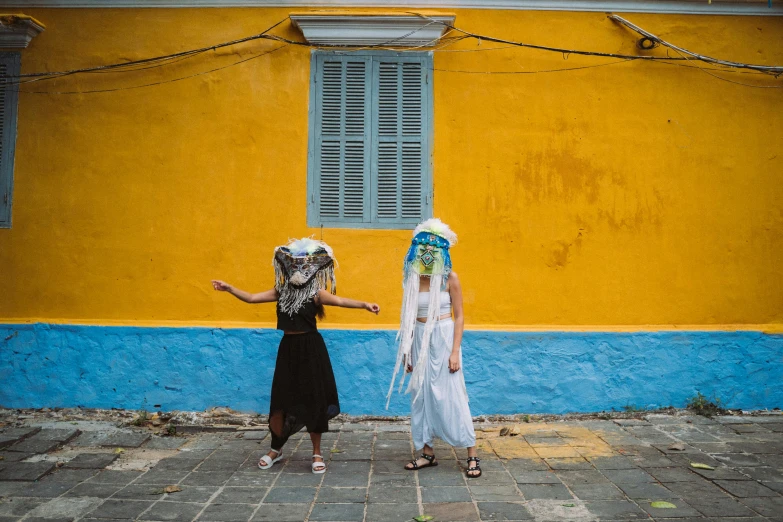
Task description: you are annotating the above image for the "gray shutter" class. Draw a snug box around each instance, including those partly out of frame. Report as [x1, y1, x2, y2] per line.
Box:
[0, 53, 20, 229]
[312, 55, 371, 224]
[371, 56, 429, 224]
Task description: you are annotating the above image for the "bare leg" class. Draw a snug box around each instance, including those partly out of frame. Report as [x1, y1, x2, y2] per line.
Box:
[310, 432, 325, 472]
[405, 443, 437, 469]
[265, 411, 285, 460]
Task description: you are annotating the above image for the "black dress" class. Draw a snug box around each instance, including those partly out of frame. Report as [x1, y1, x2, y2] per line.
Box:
[269, 299, 340, 449]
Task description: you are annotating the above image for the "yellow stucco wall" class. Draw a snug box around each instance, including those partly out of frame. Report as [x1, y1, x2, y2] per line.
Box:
[1, 8, 781, 328]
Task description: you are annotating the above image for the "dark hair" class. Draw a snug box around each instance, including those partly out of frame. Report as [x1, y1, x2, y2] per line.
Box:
[315, 302, 325, 320]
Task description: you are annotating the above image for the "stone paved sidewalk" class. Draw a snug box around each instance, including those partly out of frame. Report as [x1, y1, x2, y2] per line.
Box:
[1, 412, 782, 521]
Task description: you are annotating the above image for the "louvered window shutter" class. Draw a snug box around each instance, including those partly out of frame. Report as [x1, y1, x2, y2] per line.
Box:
[0, 53, 20, 229]
[311, 55, 371, 224]
[372, 58, 428, 225]
[308, 52, 432, 229]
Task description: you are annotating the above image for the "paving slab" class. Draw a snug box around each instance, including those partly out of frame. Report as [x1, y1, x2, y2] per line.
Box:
[421, 486, 472, 503]
[738, 496, 783, 517]
[367, 485, 417, 503]
[468, 484, 523, 501]
[421, 502, 480, 521]
[0, 498, 45, 517]
[477, 501, 534, 520]
[144, 436, 188, 450]
[138, 500, 205, 521]
[714, 479, 780, 497]
[583, 499, 649, 519]
[517, 484, 573, 500]
[0, 461, 55, 481]
[251, 503, 311, 521]
[365, 503, 420, 522]
[308, 502, 366, 521]
[64, 453, 119, 469]
[199, 503, 258, 521]
[5, 439, 60, 454]
[638, 497, 702, 518]
[163, 485, 219, 503]
[684, 496, 759, 517]
[33, 429, 80, 442]
[25, 497, 103, 519]
[100, 431, 150, 448]
[570, 483, 626, 500]
[0, 428, 40, 449]
[315, 486, 367, 503]
[263, 486, 317, 503]
[85, 499, 155, 519]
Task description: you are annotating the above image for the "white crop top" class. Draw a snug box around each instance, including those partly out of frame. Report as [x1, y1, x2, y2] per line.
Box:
[417, 291, 452, 319]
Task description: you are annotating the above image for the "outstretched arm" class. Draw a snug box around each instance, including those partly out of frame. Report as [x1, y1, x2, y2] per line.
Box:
[212, 280, 279, 304]
[316, 289, 380, 314]
[448, 272, 465, 373]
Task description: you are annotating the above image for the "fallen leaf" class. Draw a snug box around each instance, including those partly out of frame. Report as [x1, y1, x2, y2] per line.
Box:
[668, 443, 686, 451]
[500, 427, 510, 436]
[413, 516, 434, 522]
[330, 449, 343, 453]
[650, 501, 677, 509]
[114, 448, 125, 454]
[55, 461, 64, 468]
[0, 456, 4, 461]
[690, 462, 714, 470]
[562, 503, 576, 507]
[163, 485, 182, 494]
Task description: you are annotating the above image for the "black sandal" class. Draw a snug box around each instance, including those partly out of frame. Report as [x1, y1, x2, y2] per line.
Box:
[466, 456, 482, 478]
[405, 453, 438, 470]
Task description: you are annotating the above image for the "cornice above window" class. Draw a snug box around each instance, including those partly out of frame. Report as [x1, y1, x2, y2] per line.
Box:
[290, 13, 455, 47]
[0, 15, 45, 49]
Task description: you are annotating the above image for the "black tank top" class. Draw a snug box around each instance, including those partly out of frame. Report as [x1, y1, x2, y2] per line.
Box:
[276, 299, 319, 332]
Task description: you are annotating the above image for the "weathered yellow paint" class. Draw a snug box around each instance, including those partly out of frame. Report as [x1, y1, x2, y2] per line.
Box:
[1, 8, 781, 328]
[478, 423, 616, 459]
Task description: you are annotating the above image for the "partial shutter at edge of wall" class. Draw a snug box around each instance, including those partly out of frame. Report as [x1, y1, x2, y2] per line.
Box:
[372, 55, 431, 225]
[311, 54, 371, 225]
[0, 53, 20, 228]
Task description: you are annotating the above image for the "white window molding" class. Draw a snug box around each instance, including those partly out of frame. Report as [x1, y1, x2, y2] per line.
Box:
[291, 14, 455, 47]
[0, 1, 779, 17]
[0, 15, 45, 49]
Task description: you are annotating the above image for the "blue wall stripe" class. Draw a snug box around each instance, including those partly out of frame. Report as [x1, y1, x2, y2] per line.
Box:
[1, 323, 781, 415]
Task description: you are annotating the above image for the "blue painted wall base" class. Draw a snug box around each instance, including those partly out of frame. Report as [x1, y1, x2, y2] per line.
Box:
[1, 324, 781, 415]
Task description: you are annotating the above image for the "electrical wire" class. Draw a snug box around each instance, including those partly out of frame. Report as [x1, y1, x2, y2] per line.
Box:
[20, 44, 287, 95]
[7, 13, 781, 93]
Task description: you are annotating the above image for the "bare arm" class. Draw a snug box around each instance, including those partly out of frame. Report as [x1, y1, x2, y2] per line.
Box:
[448, 272, 465, 373]
[211, 280, 279, 304]
[316, 289, 380, 314]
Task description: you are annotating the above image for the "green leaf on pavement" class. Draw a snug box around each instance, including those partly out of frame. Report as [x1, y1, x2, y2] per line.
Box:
[330, 449, 343, 453]
[562, 503, 575, 507]
[413, 516, 434, 522]
[650, 501, 677, 509]
[690, 462, 715, 470]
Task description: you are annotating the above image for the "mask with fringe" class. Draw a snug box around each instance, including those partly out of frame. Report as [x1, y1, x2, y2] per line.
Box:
[387, 218, 458, 409]
[273, 238, 336, 316]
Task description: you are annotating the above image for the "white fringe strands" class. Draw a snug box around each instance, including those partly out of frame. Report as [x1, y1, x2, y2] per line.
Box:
[386, 272, 451, 409]
[274, 263, 336, 317]
[273, 239, 337, 317]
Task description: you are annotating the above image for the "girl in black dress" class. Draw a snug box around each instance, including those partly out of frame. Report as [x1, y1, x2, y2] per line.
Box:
[212, 238, 379, 473]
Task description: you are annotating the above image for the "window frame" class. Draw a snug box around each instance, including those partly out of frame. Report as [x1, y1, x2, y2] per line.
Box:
[306, 49, 434, 230]
[0, 52, 20, 229]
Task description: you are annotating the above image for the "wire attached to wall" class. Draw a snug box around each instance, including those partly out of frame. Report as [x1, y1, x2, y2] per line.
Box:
[8, 13, 782, 94]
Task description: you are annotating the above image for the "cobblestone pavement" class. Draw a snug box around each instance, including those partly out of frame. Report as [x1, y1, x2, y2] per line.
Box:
[1, 412, 782, 521]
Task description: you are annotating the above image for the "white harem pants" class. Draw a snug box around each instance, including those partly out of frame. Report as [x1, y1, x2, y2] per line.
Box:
[410, 318, 476, 450]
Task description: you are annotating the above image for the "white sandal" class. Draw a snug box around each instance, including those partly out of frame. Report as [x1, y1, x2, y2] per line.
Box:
[311, 454, 326, 474]
[258, 449, 283, 470]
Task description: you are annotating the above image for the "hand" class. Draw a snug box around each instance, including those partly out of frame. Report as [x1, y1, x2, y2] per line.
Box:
[404, 355, 413, 374]
[365, 302, 380, 314]
[448, 353, 460, 373]
[211, 280, 232, 292]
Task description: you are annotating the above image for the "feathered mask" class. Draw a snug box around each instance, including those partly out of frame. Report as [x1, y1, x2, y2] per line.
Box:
[387, 218, 457, 409]
[273, 238, 336, 316]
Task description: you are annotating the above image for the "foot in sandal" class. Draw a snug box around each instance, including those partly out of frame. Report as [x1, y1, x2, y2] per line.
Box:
[258, 448, 283, 470]
[312, 454, 326, 474]
[466, 456, 482, 478]
[405, 452, 438, 470]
